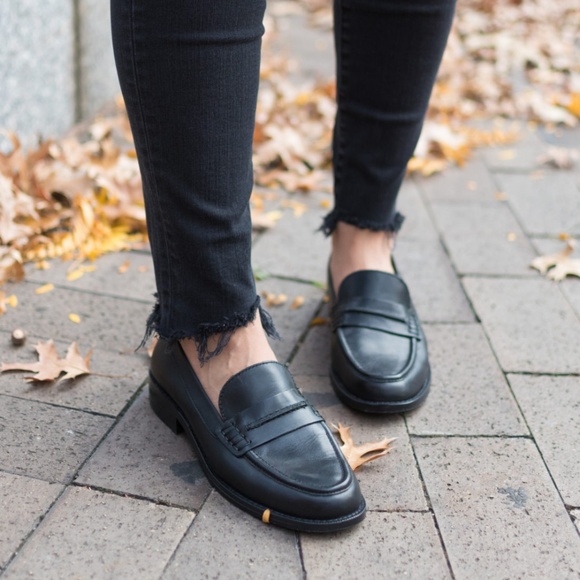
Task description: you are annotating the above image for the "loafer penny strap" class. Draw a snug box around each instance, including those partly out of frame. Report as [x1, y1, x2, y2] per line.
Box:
[217, 390, 324, 457]
[332, 296, 420, 339]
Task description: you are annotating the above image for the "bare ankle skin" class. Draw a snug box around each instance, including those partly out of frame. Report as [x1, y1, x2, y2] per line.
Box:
[330, 221, 396, 295]
[179, 315, 276, 411]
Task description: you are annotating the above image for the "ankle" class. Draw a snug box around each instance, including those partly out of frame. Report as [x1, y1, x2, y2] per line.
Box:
[179, 316, 277, 410]
[330, 222, 395, 293]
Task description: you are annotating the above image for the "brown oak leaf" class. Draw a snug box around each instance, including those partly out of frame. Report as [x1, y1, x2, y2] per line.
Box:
[0, 339, 92, 382]
[333, 423, 396, 471]
[530, 241, 580, 281]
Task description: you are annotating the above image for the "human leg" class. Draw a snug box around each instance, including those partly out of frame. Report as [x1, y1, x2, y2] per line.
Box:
[110, 0, 365, 531]
[326, 0, 456, 412]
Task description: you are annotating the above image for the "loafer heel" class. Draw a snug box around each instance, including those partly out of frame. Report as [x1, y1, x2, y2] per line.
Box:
[149, 376, 184, 435]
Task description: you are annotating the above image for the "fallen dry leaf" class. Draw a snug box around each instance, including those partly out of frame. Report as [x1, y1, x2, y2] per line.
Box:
[537, 146, 579, 169]
[35, 283, 54, 295]
[0, 339, 92, 382]
[530, 241, 580, 281]
[290, 295, 305, 309]
[333, 423, 396, 471]
[262, 291, 288, 307]
[0, 291, 17, 316]
[68, 313, 81, 324]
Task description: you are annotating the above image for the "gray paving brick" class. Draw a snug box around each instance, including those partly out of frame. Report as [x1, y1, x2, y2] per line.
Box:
[294, 378, 427, 511]
[1, 282, 150, 354]
[430, 203, 537, 276]
[256, 277, 325, 363]
[77, 390, 211, 510]
[462, 277, 580, 373]
[509, 374, 580, 507]
[395, 238, 475, 322]
[395, 180, 439, 240]
[252, 190, 331, 284]
[0, 472, 63, 570]
[0, 394, 112, 483]
[572, 510, 580, 534]
[414, 437, 580, 579]
[288, 303, 331, 376]
[495, 172, 580, 236]
[478, 126, 547, 172]
[163, 491, 302, 580]
[414, 157, 499, 203]
[0, 339, 147, 416]
[407, 324, 526, 436]
[301, 511, 450, 579]
[24, 251, 156, 303]
[4, 486, 192, 580]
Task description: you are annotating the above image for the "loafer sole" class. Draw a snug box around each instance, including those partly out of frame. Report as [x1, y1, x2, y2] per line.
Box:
[149, 373, 366, 533]
[329, 366, 431, 414]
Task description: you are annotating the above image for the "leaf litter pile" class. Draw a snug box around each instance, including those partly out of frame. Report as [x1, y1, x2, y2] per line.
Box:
[0, 0, 578, 470]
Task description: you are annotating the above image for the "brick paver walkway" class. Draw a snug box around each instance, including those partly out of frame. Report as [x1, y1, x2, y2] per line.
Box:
[1, 5, 579, 579]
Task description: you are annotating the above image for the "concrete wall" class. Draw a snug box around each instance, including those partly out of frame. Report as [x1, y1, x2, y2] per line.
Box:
[0, 0, 119, 149]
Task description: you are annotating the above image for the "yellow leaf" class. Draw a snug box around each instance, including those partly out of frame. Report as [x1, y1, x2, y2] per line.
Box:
[35, 283, 55, 295]
[310, 316, 329, 327]
[66, 268, 86, 281]
[68, 313, 81, 323]
[566, 93, 580, 118]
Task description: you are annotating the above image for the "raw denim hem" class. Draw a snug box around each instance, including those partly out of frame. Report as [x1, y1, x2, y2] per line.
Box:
[319, 209, 405, 237]
[138, 294, 281, 364]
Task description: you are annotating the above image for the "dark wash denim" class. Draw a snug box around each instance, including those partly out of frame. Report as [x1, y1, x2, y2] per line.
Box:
[110, 0, 456, 361]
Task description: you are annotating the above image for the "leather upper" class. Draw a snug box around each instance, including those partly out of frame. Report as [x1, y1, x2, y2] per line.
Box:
[150, 339, 364, 522]
[330, 269, 430, 405]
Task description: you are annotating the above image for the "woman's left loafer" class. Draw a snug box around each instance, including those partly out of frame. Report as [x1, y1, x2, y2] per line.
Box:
[328, 269, 430, 414]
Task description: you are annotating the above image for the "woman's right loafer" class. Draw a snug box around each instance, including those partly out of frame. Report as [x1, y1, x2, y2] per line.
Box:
[149, 338, 366, 532]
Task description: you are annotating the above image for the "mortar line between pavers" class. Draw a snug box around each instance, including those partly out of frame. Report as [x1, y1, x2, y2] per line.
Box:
[506, 370, 580, 377]
[66, 378, 148, 485]
[18, 279, 154, 305]
[409, 433, 533, 439]
[69, 481, 200, 513]
[403, 414, 456, 579]
[285, 296, 328, 367]
[295, 532, 307, 580]
[0, 392, 119, 419]
[557, 284, 580, 325]
[256, 272, 328, 289]
[0, 478, 71, 575]
[367, 508, 432, 514]
[503, 374, 580, 540]
[158, 489, 217, 579]
[412, 175, 480, 322]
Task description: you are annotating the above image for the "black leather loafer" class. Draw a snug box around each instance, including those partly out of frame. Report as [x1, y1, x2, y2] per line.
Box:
[149, 338, 366, 532]
[328, 269, 430, 414]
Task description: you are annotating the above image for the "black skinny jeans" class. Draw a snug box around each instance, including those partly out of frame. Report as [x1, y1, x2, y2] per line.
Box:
[110, 0, 456, 361]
